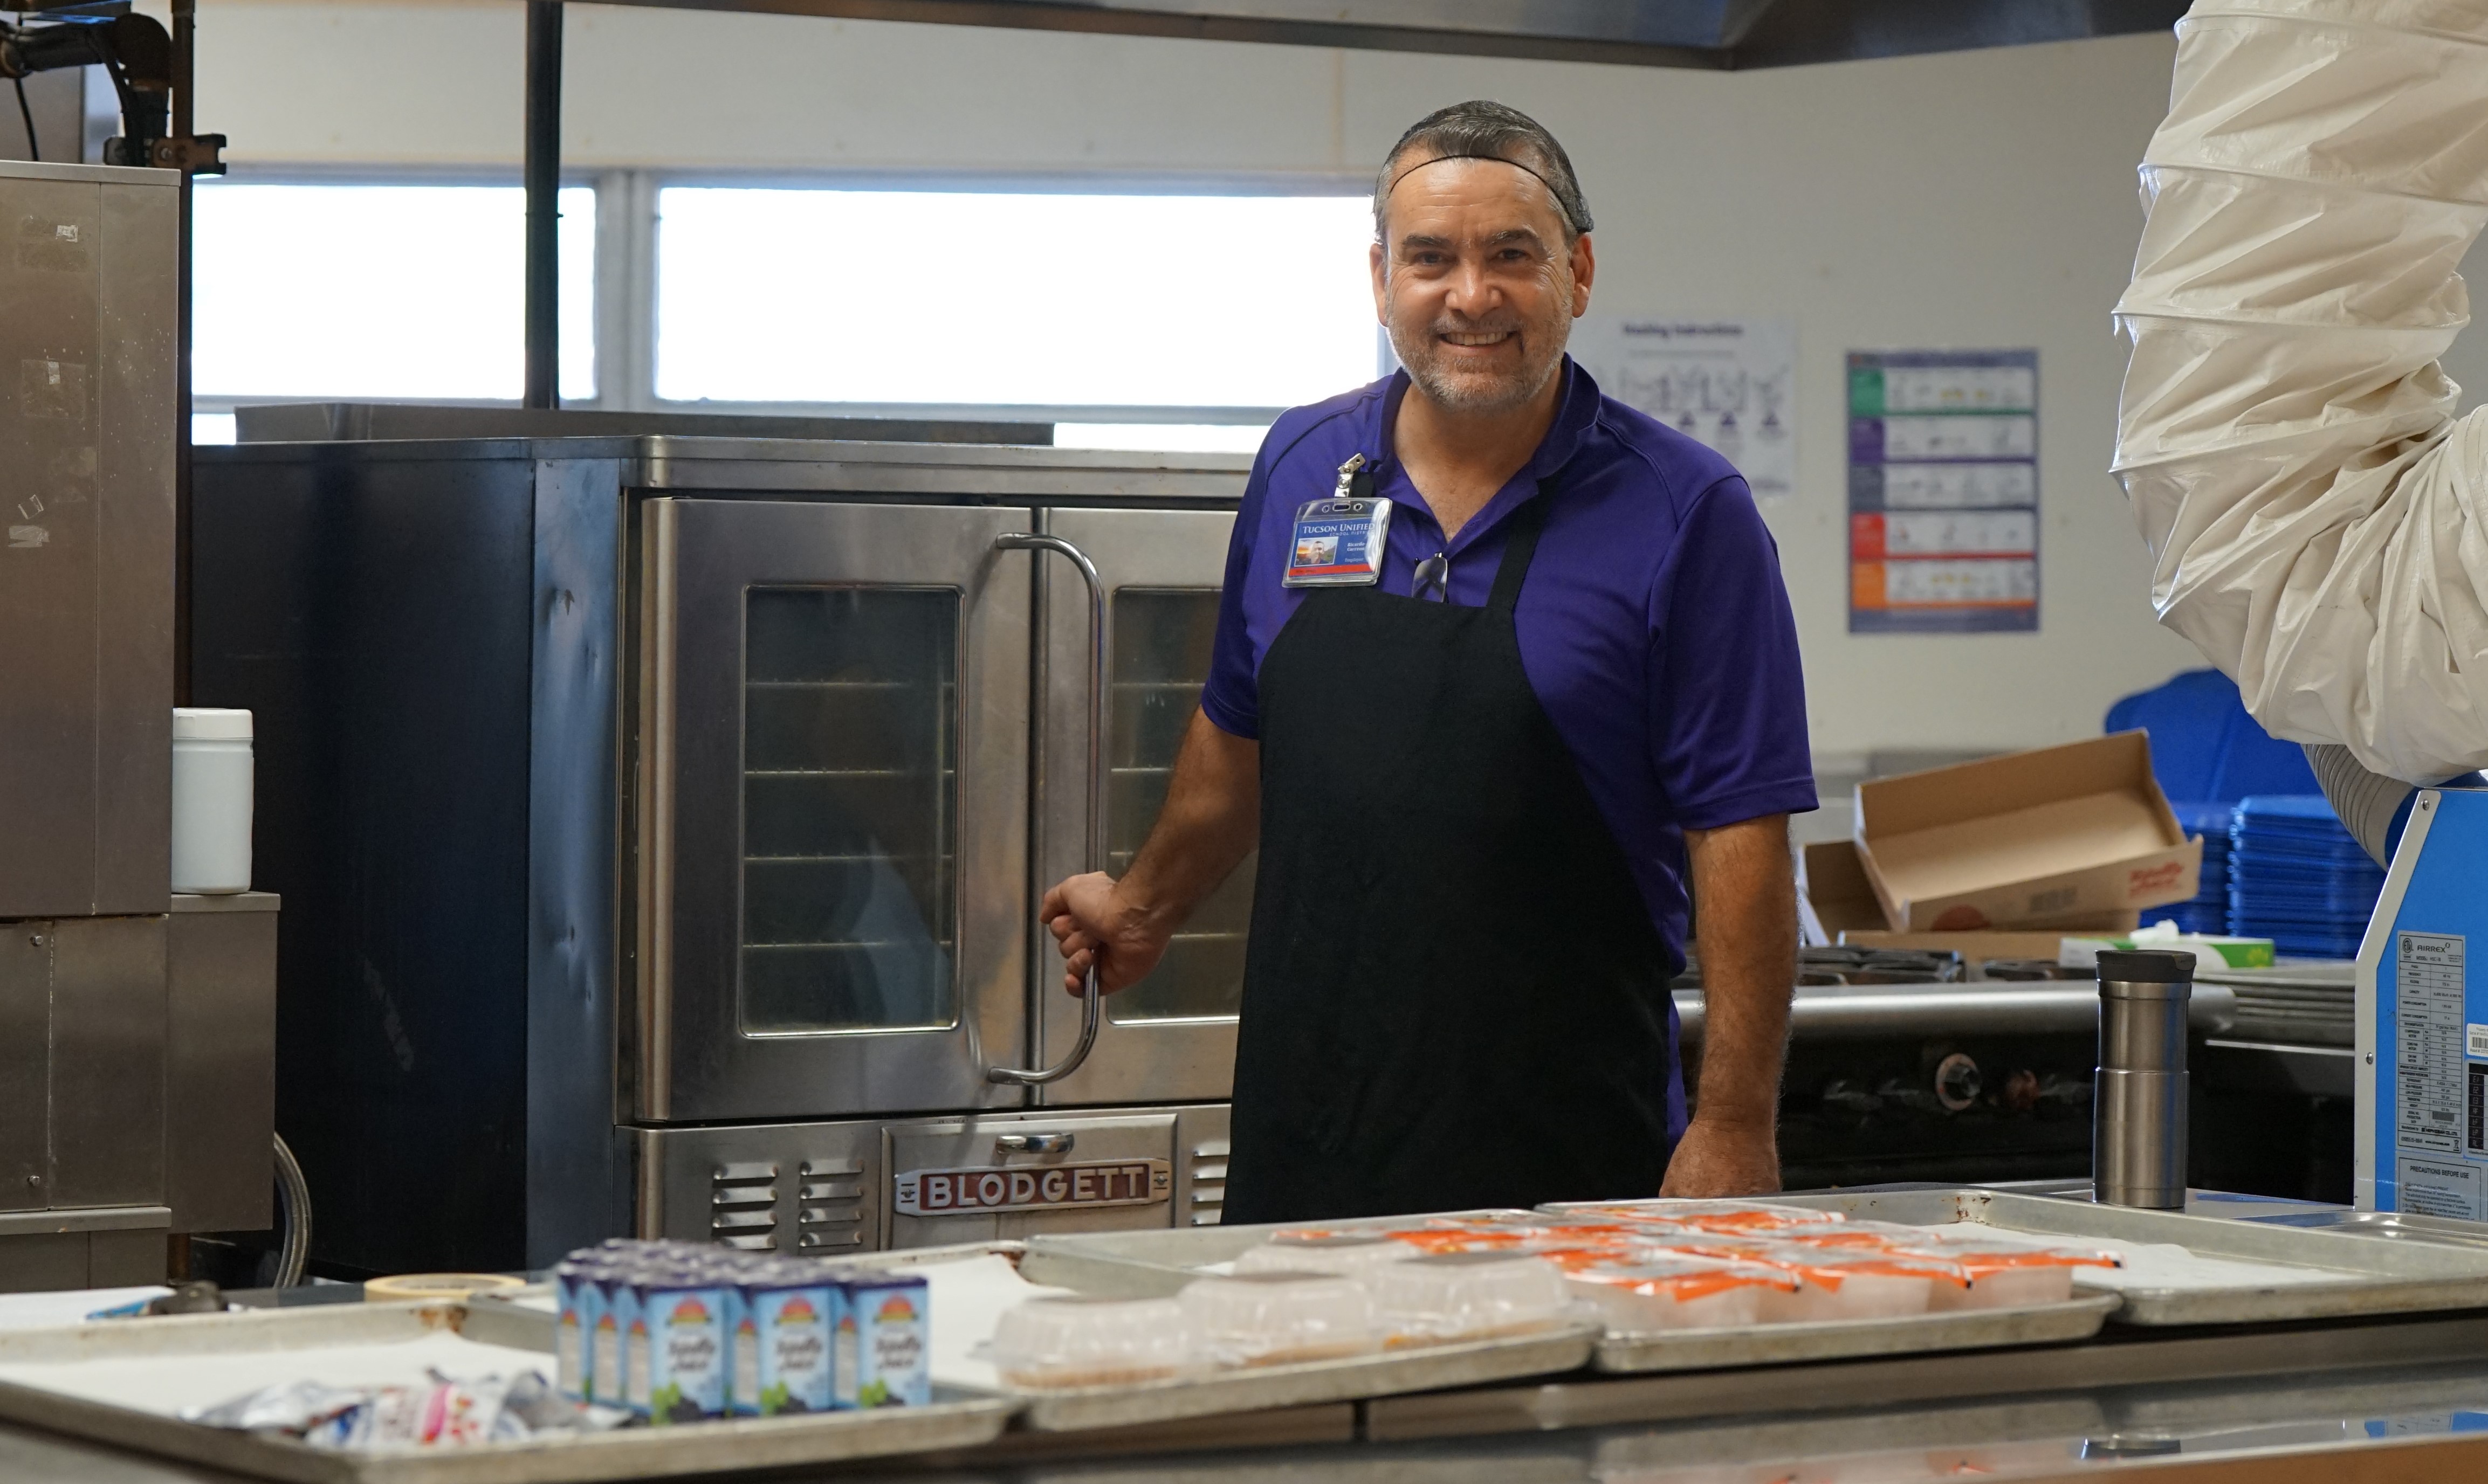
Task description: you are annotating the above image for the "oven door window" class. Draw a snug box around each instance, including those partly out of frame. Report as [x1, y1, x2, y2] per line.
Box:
[741, 586, 960, 1033]
[1108, 589, 1250, 1023]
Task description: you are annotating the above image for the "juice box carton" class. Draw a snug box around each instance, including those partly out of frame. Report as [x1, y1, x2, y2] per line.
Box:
[553, 1260, 599, 1402]
[837, 1271, 930, 1409]
[629, 1272, 732, 1424]
[588, 1268, 633, 1407]
[730, 1266, 837, 1416]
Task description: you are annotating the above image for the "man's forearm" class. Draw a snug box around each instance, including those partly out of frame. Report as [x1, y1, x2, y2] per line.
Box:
[1116, 709, 1261, 930]
[1683, 815, 1796, 1128]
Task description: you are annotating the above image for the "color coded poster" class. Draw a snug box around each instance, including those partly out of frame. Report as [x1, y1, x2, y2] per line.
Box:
[1847, 350, 2038, 634]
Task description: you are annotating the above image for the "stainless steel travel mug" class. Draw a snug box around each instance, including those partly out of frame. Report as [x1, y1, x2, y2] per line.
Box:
[2094, 949, 2192, 1209]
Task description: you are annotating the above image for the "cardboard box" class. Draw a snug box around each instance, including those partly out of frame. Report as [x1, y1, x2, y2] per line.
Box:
[1853, 732, 2203, 932]
[1799, 839, 1888, 941]
[1806, 840, 2141, 951]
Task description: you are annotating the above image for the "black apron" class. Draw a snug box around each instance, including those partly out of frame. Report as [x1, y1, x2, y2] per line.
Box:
[1222, 488, 1679, 1224]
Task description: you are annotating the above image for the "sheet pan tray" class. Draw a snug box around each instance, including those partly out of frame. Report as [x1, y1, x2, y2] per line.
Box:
[0, 1297, 1014, 1484]
[1006, 1323, 1599, 1431]
[1590, 1293, 2117, 1373]
[1767, 1188, 2488, 1325]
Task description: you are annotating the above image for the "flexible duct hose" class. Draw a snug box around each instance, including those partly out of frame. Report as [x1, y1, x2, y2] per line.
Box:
[2304, 742, 2413, 866]
[2113, 2, 2488, 784]
[272, 1132, 311, 1289]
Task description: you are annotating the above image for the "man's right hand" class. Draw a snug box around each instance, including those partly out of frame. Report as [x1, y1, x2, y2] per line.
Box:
[1040, 873, 1171, 997]
[1039, 708, 1261, 998]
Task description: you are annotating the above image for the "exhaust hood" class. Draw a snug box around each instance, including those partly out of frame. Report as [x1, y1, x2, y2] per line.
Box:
[613, 0, 2184, 68]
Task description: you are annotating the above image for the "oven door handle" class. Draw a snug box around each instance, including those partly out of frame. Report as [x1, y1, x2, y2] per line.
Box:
[987, 531, 1108, 1087]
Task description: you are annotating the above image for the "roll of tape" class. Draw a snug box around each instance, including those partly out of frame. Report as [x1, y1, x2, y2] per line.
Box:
[363, 1272, 528, 1303]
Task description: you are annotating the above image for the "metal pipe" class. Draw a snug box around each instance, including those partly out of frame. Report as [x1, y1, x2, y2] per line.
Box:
[1672, 981, 2237, 1045]
[272, 1132, 311, 1287]
[987, 532, 1108, 1087]
[522, 2, 562, 410]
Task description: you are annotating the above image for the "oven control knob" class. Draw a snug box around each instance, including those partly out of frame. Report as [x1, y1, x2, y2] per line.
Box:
[1934, 1052, 1982, 1112]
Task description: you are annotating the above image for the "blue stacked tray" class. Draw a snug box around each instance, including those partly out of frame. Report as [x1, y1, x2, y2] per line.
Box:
[2164, 802, 2233, 936]
[2228, 795, 2384, 957]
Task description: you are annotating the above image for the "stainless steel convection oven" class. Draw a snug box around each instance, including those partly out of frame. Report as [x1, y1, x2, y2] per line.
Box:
[190, 423, 1252, 1273]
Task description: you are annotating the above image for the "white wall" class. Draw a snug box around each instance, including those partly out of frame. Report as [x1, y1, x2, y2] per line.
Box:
[178, 2, 2234, 765]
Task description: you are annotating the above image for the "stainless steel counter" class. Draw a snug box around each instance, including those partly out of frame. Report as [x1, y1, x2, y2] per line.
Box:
[15, 1304, 2488, 1481]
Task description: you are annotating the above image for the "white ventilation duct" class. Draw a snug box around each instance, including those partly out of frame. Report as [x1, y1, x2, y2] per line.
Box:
[2112, 1, 2488, 786]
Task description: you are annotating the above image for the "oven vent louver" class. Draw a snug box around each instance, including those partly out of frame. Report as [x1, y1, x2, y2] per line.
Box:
[798, 1156, 867, 1251]
[1187, 1139, 1228, 1227]
[711, 1161, 779, 1251]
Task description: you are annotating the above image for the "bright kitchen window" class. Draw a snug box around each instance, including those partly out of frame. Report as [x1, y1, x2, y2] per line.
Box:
[191, 182, 599, 407]
[652, 187, 1378, 411]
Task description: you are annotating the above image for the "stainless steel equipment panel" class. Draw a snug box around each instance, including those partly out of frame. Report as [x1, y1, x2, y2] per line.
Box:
[0, 931, 44, 1213]
[0, 915, 167, 1215]
[0, 162, 176, 920]
[165, 893, 278, 1233]
[630, 1105, 1230, 1254]
[637, 499, 1034, 1122]
[48, 916, 168, 1210]
[633, 1121, 883, 1257]
[886, 1111, 1177, 1248]
[1035, 508, 1243, 1106]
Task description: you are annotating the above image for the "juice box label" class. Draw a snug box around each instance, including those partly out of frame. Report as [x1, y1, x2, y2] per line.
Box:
[590, 1275, 629, 1407]
[554, 1271, 589, 1401]
[732, 1284, 836, 1416]
[629, 1285, 728, 1424]
[842, 1276, 929, 1409]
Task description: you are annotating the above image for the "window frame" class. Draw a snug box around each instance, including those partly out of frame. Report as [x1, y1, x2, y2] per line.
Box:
[188, 165, 603, 415]
[191, 166, 1386, 434]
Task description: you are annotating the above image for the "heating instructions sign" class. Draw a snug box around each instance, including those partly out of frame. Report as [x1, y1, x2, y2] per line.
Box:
[1569, 317, 1795, 503]
[1847, 350, 2038, 634]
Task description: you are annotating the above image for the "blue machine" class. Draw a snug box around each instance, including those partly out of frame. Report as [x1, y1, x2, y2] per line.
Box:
[2359, 787, 2488, 1214]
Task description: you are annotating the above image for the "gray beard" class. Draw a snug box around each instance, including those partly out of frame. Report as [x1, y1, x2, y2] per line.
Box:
[1398, 336, 1566, 412]
[1387, 298, 1573, 413]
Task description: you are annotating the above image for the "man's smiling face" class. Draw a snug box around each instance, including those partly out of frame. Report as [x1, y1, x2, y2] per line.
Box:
[1371, 155, 1594, 415]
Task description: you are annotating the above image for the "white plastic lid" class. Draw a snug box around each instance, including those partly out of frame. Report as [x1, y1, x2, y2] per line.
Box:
[1366, 1252, 1573, 1341]
[988, 1296, 1194, 1385]
[174, 707, 253, 741]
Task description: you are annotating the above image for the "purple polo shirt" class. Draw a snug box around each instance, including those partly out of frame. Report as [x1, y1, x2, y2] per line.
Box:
[1205, 358, 1818, 993]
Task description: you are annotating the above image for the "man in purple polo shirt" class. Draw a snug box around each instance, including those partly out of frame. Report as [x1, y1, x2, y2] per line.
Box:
[1041, 100, 1816, 1219]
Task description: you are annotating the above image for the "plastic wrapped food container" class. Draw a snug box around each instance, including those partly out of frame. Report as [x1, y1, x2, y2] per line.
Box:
[1636, 1232, 1782, 1266]
[1268, 1210, 1532, 1244]
[1383, 1228, 1540, 1255]
[1542, 1199, 1849, 1235]
[989, 1296, 1197, 1389]
[1769, 1220, 1941, 1251]
[1557, 1253, 1789, 1333]
[1754, 1248, 1956, 1323]
[1909, 1241, 2119, 1312]
[1177, 1272, 1382, 1367]
[1234, 1234, 1414, 1280]
[1365, 1252, 1576, 1345]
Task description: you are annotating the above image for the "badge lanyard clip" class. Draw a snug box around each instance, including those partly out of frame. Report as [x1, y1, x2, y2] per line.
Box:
[1283, 453, 1393, 589]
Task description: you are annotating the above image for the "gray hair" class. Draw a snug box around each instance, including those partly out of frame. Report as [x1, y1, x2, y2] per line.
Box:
[1372, 100, 1593, 242]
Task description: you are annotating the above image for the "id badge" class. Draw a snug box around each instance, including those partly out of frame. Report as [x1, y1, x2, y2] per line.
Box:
[1283, 455, 1392, 588]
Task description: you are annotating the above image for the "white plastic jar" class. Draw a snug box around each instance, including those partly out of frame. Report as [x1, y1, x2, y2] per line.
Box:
[171, 708, 253, 894]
